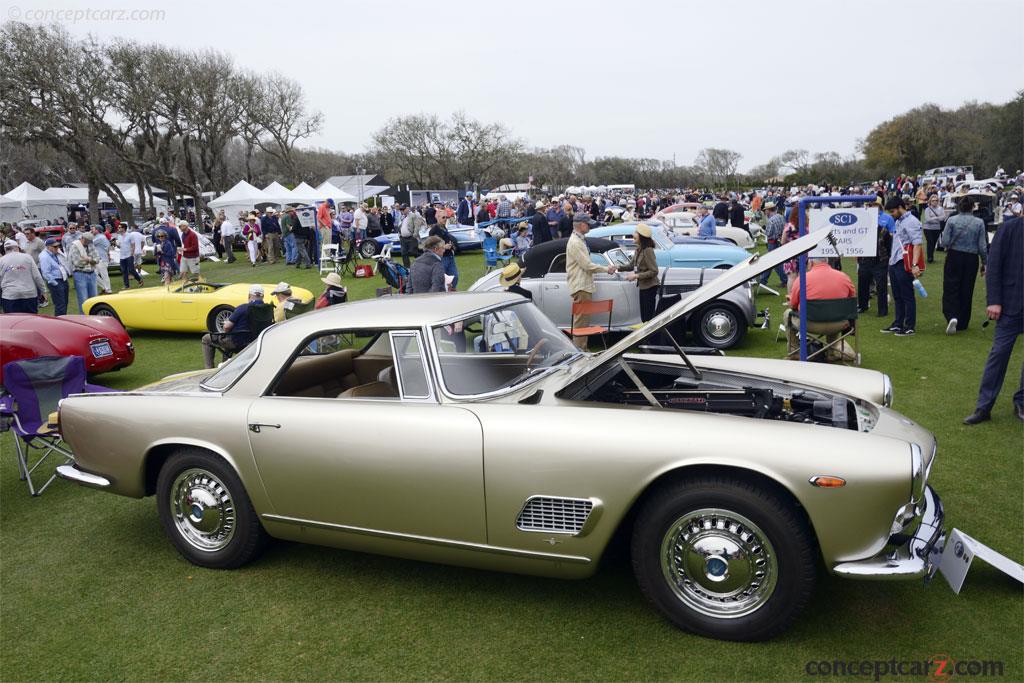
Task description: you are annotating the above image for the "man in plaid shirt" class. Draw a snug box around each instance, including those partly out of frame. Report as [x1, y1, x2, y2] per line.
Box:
[496, 195, 512, 223]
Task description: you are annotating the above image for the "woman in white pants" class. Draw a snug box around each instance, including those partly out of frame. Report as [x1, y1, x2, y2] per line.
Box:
[242, 214, 261, 267]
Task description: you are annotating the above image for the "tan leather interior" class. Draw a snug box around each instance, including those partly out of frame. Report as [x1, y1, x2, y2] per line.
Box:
[274, 349, 394, 398]
[336, 381, 396, 399]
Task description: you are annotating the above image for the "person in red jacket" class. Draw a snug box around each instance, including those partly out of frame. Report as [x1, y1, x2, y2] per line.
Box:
[179, 220, 201, 278]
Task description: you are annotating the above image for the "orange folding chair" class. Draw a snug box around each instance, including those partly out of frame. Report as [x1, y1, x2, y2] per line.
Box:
[569, 298, 614, 349]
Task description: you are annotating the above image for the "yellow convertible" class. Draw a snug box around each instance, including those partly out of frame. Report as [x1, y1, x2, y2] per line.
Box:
[82, 280, 315, 333]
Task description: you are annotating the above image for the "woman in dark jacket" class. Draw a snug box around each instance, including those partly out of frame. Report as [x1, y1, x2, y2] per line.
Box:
[557, 201, 574, 238]
[619, 223, 661, 322]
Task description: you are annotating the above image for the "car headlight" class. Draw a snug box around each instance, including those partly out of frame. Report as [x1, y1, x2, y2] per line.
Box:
[882, 374, 893, 407]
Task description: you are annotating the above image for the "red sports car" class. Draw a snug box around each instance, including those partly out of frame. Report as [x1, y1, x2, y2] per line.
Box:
[0, 314, 134, 384]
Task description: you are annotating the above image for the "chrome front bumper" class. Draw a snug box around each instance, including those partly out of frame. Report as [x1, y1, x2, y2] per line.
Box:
[56, 464, 111, 489]
[832, 486, 945, 580]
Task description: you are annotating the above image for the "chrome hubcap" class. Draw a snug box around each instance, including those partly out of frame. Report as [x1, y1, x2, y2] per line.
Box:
[702, 310, 735, 341]
[171, 468, 236, 552]
[660, 508, 777, 618]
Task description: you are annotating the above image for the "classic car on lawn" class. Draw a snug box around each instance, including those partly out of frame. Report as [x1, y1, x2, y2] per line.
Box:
[82, 280, 315, 333]
[359, 224, 485, 259]
[0, 314, 134, 384]
[658, 210, 756, 249]
[56, 228, 945, 642]
[588, 222, 750, 269]
[468, 237, 764, 349]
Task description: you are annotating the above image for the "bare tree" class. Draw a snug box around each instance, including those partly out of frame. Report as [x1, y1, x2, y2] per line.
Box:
[251, 73, 324, 179]
[694, 148, 743, 187]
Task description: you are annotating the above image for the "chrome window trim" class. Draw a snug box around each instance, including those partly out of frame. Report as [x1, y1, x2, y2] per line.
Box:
[261, 513, 591, 565]
[910, 443, 924, 504]
[882, 374, 893, 407]
[199, 328, 266, 393]
[388, 330, 435, 402]
[424, 302, 569, 402]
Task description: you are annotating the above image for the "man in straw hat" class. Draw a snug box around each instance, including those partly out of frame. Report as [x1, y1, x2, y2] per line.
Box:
[498, 262, 531, 300]
[566, 213, 616, 350]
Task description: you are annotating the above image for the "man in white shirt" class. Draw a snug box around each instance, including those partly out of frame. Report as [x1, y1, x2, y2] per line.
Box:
[218, 210, 237, 263]
[91, 225, 112, 293]
[116, 224, 144, 288]
[129, 227, 146, 271]
[353, 203, 368, 243]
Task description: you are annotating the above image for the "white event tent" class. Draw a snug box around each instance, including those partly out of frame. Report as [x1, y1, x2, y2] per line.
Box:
[261, 181, 297, 206]
[207, 181, 270, 219]
[0, 196, 21, 222]
[2, 182, 67, 222]
[287, 181, 324, 205]
[315, 181, 358, 205]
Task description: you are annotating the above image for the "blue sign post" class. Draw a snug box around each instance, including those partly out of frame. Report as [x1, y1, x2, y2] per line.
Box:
[797, 194, 878, 361]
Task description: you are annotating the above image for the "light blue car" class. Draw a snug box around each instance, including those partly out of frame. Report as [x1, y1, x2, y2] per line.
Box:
[588, 221, 749, 269]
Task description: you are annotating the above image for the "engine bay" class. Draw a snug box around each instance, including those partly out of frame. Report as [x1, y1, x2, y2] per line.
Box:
[562, 359, 871, 431]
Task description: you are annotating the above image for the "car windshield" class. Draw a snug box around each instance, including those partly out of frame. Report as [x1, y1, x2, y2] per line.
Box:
[200, 339, 260, 391]
[431, 301, 581, 396]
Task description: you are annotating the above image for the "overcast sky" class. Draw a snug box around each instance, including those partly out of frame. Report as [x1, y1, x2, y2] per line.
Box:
[11, 0, 1022, 172]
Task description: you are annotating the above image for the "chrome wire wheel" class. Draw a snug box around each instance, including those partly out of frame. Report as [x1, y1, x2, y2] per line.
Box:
[213, 308, 233, 333]
[660, 508, 778, 619]
[170, 468, 236, 552]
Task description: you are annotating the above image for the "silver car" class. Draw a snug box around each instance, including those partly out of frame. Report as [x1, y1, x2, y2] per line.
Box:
[468, 237, 766, 349]
[56, 228, 944, 642]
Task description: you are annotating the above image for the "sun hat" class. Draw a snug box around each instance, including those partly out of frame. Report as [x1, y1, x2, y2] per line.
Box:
[321, 272, 344, 288]
[265, 207, 276, 214]
[248, 284, 265, 297]
[535, 199, 547, 210]
[635, 223, 653, 238]
[3, 239, 18, 251]
[499, 262, 524, 287]
[80, 233, 93, 242]
[247, 213, 257, 220]
[271, 282, 292, 295]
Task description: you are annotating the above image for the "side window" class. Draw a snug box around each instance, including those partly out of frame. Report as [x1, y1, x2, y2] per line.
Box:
[390, 332, 431, 399]
[547, 253, 567, 274]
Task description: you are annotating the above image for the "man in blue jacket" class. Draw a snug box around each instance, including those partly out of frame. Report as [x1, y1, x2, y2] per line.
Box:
[457, 192, 474, 226]
[964, 216, 1023, 424]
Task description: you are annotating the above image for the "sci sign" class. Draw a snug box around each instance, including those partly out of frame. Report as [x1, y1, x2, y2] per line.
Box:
[808, 207, 878, 258]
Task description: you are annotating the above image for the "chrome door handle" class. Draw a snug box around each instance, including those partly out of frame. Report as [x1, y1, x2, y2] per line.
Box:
[180, 300, 192, 303]
[248, 423, 281, 433]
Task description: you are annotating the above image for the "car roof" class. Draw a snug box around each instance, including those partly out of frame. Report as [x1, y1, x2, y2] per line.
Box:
[274, 291, 525, 332]
[522, 237, 617, 278]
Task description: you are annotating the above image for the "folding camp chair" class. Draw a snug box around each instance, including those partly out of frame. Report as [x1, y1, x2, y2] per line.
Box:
[208, 301, 277, 363]
[569, 298, 614, 350]
[482, 235, 512, 273]
[319, 243, 340, 275]
[1, 356, 87, 496]
[335, 239, 359, 277]
[783, 297, 860, 365]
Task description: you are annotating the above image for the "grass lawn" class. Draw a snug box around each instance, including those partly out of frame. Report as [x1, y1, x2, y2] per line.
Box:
[2, 247, 1022, 681]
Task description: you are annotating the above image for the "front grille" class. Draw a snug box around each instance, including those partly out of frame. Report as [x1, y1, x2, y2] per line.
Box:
[516, 496, 593, 534]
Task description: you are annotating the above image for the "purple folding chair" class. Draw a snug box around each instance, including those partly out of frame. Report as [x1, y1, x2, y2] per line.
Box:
[1, 355, 87, 496]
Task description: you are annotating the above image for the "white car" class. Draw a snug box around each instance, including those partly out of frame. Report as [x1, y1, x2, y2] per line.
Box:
[659, 211, 756, 250]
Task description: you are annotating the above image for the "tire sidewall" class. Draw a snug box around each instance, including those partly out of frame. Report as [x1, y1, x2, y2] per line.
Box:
[156, 449, 265, 569]
[633, 479, 815, 641]
[207, 305, 234, 333]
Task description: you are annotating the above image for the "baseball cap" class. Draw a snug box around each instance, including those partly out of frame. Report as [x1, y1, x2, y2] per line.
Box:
[44, 237, 58, 246]
[270, 282, 291, 295]
[3, 240, 18, 251]
[572, 213, 597, 226]
[248, 284, 265, 297]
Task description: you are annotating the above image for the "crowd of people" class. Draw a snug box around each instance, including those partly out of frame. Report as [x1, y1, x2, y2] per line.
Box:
[1, 169, 1021, 423]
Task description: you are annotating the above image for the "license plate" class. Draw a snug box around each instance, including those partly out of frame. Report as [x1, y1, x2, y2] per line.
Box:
[90, 341, 113, 358]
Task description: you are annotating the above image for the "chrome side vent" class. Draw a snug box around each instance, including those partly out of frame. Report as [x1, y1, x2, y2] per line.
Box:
[516, 496, 594, 535]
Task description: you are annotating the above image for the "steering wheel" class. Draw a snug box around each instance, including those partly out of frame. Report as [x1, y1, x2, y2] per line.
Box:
[525, 338, 548, 369]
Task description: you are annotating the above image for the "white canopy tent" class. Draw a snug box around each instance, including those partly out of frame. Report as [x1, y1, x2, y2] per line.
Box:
[261, 181, 297, 206]
[44, 186, 168, 209]
[2, 182, 67, 222]
[315, 181, 358, 205]
[207, 181, 270, 219]
[287, 181, 324, 205]
[0, 196, 21, 222]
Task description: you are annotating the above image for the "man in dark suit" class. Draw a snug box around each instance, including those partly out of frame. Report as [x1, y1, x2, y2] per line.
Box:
[964, 217, 1024, 424]
[457, 192, 474, 226]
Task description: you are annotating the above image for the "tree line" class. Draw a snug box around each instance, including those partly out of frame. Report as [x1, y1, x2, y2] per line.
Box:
[2, 21, 1020, 224]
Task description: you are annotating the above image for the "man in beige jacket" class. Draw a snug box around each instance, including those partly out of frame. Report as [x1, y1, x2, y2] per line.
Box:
[567, 213, 615, 349]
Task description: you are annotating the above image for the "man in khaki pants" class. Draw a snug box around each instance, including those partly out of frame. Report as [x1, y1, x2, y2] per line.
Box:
[566, 213, 615, 350]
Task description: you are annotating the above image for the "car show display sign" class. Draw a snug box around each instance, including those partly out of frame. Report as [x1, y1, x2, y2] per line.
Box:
[295, 206, 316, 228]
[938, 528, 1024, 594]
[808, 207, 878, 257]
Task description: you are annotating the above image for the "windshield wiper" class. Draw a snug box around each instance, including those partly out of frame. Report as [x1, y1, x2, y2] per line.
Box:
[506, 367, 544, 389]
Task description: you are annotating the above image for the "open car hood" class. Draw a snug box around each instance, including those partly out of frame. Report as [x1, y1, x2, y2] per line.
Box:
[578, 227, 834, 368]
